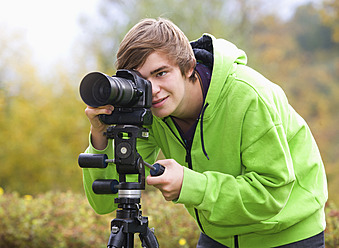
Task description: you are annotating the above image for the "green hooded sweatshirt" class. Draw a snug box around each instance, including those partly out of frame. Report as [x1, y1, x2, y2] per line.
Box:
[82, 34, 327, 247]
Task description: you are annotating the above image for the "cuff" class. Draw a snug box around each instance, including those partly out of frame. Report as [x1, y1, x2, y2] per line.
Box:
[175, 167, 207, 206]
[86, 132, 113, 155]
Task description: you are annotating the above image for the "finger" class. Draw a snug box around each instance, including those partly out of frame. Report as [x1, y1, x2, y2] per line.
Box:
[146, 174, 164, 186]
[87, 105, 114, 113]
[95, 105, 114, 111]
[153, 159, 175, 168]
[163, 194, 176, 201]
[85, 105, 114, 119]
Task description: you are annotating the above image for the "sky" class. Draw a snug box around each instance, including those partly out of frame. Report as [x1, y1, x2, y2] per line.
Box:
[0, 0, 321, 75]
[0, 0, 99, 74]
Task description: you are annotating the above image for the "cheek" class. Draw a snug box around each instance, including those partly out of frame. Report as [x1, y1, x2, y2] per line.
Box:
[176, 87, 185, 101]
[169, 75, 186, 93]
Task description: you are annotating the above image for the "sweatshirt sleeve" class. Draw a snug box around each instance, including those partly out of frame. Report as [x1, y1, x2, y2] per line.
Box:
[176, 91, 296, 227]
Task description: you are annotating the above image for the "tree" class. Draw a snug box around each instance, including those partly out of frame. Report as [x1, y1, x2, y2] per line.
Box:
[291, 3, 335, 51]
[321, 0, 339, 43]
[78, 0, 271, 72]
[0, 63, 89, 194]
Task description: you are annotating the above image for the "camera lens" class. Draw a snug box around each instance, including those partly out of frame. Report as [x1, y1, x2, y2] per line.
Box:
[79, 72, 136, 107]
[92, 76, 114, 105]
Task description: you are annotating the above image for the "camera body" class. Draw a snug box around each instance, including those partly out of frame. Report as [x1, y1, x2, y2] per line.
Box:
[79, 69, 153, 126]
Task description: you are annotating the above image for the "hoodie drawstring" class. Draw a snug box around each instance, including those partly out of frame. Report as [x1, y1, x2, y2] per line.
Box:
[200, 103, 210, 160]
[162, 102, 210, 161]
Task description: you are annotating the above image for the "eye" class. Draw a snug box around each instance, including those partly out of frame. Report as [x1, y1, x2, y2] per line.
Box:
[156, 71, 167, 77]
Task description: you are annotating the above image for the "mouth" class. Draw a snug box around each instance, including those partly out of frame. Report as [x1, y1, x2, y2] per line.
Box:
[152, 96, 168, 107]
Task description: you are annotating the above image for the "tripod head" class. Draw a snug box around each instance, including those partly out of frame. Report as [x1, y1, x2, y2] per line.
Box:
[78, 124, 164, 194]
[78, 123, 163, 248]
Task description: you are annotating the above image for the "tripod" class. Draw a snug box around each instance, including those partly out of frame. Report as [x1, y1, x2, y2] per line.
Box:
[78, 124, 164, 248]
[107, 188, 157, 248]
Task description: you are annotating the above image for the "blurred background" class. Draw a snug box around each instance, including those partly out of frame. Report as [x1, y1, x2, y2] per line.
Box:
[0, 0, 338, 247]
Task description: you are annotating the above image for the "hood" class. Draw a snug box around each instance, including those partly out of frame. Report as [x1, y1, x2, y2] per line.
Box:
[190, 34, 247, 160]
[191, 34, 247, 118]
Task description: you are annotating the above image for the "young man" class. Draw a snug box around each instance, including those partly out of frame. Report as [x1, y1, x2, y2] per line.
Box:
[82, 18, 327, 247]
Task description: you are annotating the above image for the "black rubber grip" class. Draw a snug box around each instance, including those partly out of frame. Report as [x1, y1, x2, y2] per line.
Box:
[78, 153, 108, 168]
[92, 179, 119, 194]
[150, 163, 165, 176]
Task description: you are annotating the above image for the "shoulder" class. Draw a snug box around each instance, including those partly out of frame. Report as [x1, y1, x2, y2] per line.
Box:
[231, 65, 287, 105]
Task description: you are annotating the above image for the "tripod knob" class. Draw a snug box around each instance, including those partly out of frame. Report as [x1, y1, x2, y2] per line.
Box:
[92, 179, 119, 194]
[78, 153, 109, 168]
[150, 163, 165, 177]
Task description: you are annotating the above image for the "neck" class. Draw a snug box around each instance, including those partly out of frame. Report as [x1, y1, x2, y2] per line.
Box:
[173, 72, 203, 132]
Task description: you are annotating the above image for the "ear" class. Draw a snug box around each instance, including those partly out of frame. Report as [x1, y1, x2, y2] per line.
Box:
[185, 58, 196, 79]
[186, 67, 193, 78]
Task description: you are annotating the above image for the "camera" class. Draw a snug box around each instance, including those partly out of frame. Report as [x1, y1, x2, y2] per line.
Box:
[79, 69, 152, 126]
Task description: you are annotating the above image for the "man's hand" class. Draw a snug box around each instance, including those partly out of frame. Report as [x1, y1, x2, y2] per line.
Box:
[146, 159, 184, 201]
[85, 105, 114, 150]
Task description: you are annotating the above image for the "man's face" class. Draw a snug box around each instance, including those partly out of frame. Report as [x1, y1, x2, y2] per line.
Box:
[136, 51, 192, 119]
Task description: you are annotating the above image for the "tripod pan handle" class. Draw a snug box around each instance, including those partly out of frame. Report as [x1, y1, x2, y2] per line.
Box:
[150, 163, 165, 177]
[78, 153, 108, 168]
[92, 179, 119, 194]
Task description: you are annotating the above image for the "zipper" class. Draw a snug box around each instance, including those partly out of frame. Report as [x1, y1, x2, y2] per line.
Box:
[162, 118, 205, 233]
[234, 235, 239, 248]
[187, 149, 205, 234]
[183, 138, 205, 233]
[185, 149, 192, 169]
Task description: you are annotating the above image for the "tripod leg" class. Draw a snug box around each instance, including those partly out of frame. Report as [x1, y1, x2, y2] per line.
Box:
[139, 227, 159, 248]
[126, 233, 135, 248]
[107, 226, 125, 248]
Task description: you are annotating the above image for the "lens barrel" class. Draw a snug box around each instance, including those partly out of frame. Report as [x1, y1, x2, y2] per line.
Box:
[79, 72, 136, 107]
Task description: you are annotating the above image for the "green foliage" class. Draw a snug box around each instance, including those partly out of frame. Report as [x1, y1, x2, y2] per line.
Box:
[141, 188, 200, 247]
[0, 190, 109, 248]
[0, 71, 89, 195]
[325, 202, 339, 247]
[0, 189, 199, 248]
[0, 189, 338, 247]
[320, 0, 339, 43]
[292, 4, 335, 51]
[79, 0, 269, 71]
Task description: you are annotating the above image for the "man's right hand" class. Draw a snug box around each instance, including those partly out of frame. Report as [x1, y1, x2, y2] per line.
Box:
[85, 105, 114, 150]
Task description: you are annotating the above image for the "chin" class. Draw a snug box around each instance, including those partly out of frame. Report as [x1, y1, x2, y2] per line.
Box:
[151, 108, 171, 119]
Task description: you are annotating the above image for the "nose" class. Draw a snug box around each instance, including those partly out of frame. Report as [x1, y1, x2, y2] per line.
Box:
[151, 81, 160, 97]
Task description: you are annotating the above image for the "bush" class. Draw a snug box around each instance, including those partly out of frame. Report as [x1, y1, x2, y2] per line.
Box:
[141, 188, 200, 248]
[325, 202, 339, 247]
[0, 188, 338, 248]
[0, 188, 199, 248]
[0, 190, 110, 248]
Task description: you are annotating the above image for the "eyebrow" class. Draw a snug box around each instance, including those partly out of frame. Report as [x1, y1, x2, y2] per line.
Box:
[150, 66, 170, 76]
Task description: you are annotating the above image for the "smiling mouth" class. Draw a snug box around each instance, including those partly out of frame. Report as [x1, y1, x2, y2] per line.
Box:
[152, 96, 168, 106]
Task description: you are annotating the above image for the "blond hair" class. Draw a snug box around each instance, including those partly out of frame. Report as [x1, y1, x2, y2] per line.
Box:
[115, 18, 196, 81]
